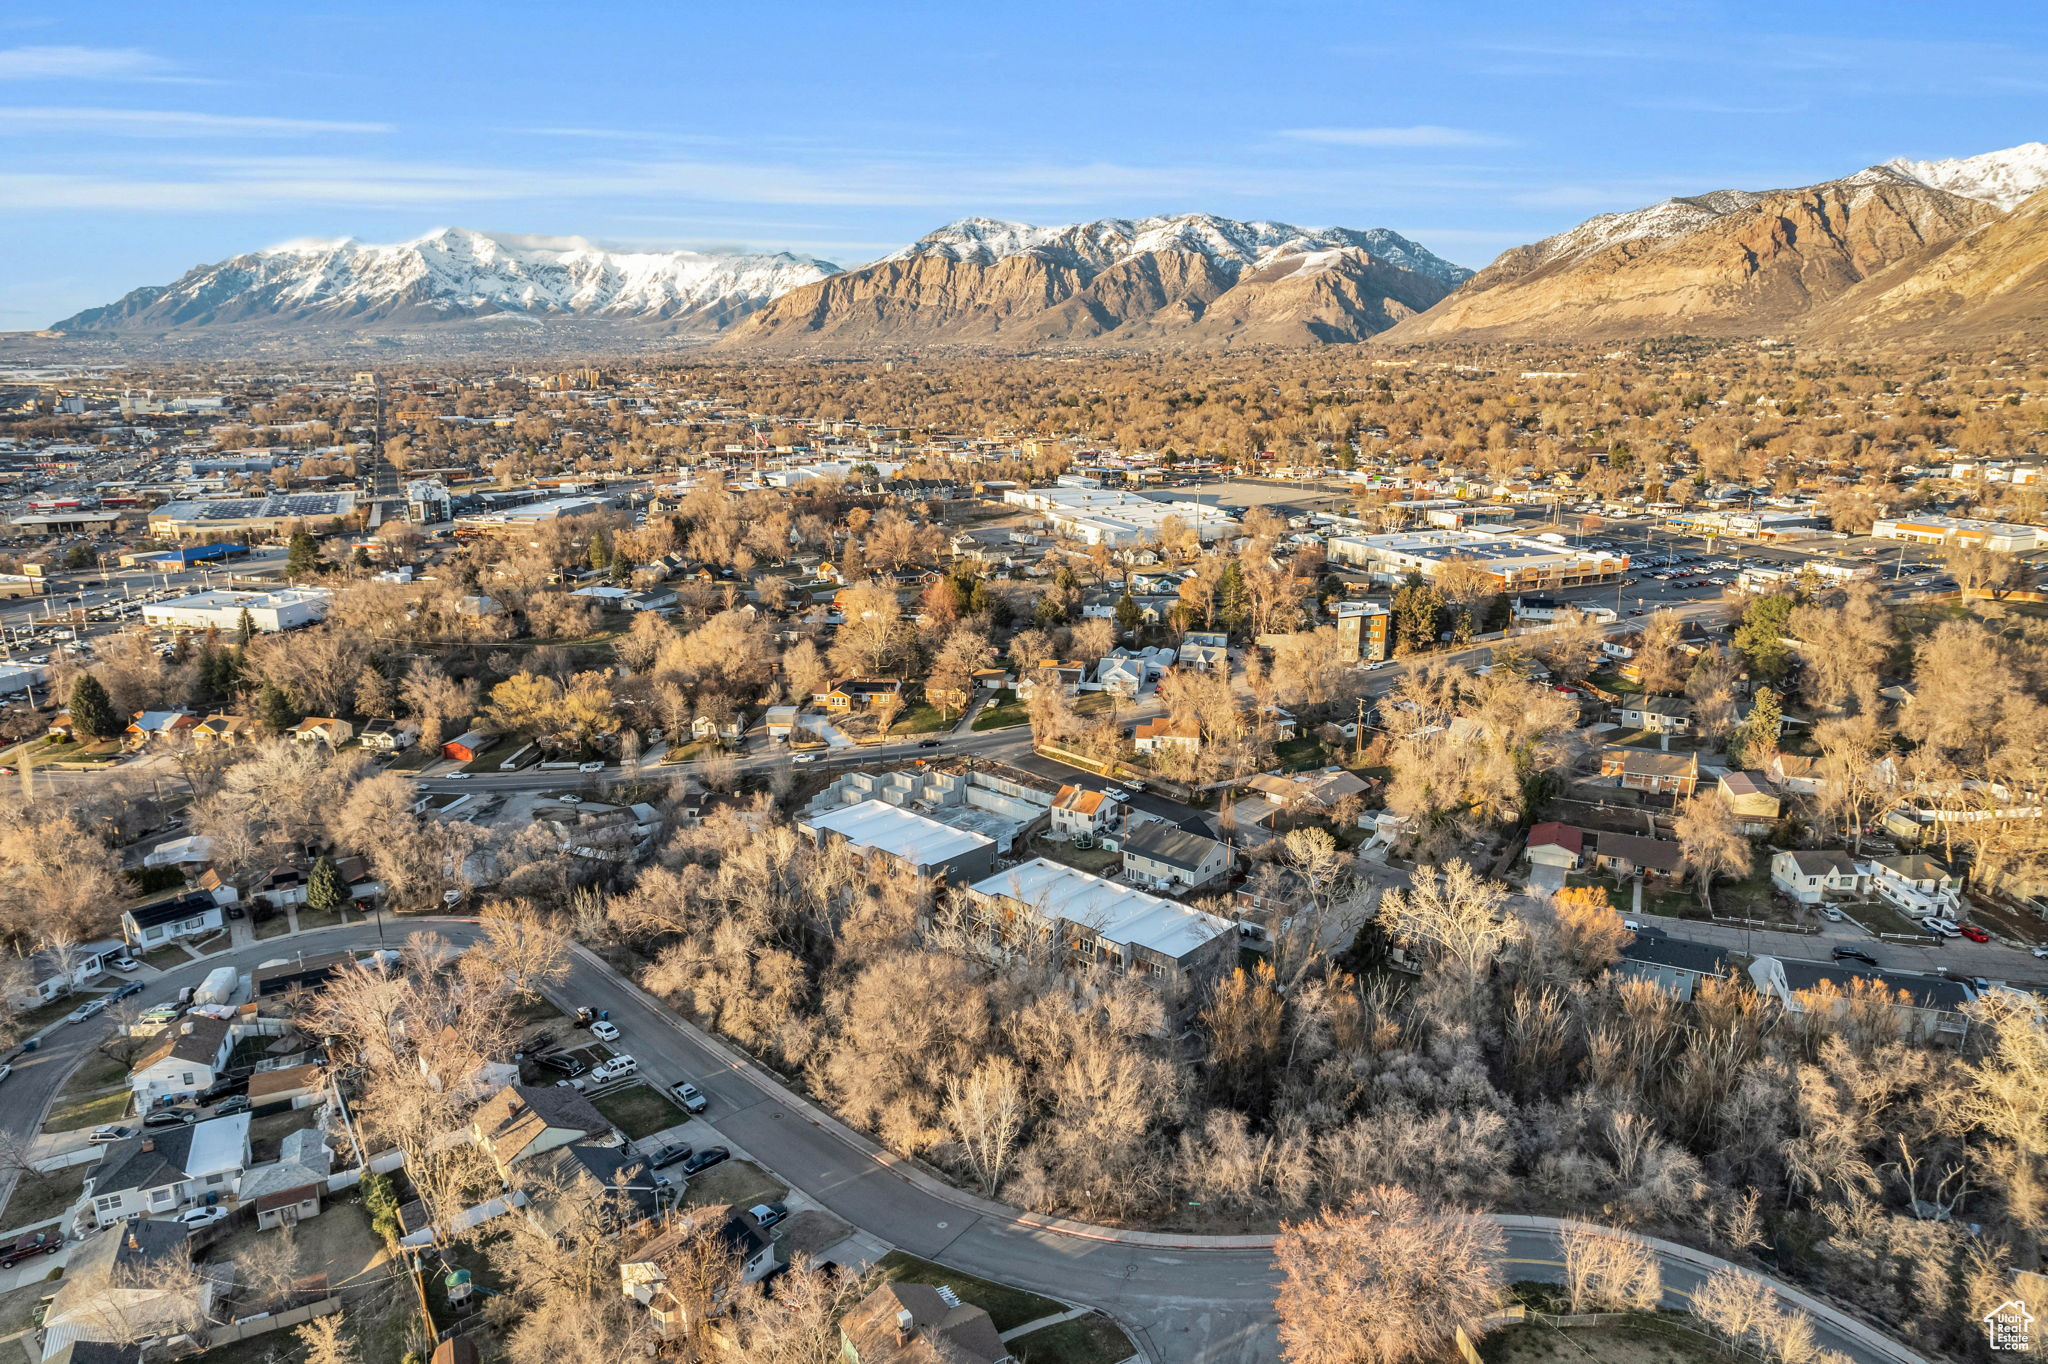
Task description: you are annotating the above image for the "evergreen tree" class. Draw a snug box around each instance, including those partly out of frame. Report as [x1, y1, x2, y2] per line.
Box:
[258, 683, 299, 735]
[1114, 592, 1143, 636]
[1033, 594, 1067, 629]
[1733, 594, 1795, 683]
[1729, 686, 1783, 769]
[1216, 560, 1250, 634]
[68, 673, 118, 740]
[1391, 580, 1445, 655]
[305, 856, 348, 918]
[237, 608, 257, 646]
[285, 529, 321, 578]
[587, 532, 610, 572]
[352, 546, 372, 570]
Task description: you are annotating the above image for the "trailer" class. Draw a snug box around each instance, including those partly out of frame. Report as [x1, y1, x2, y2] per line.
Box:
[192, 965, 240, 1007]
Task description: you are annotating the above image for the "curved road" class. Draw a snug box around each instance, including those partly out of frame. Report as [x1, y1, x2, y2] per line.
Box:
[7, 919, 1925, 1364]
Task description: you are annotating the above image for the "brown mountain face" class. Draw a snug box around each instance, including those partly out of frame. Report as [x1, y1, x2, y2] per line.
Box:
[720, 246, 1459, 350]
[1384, 179, 2000, 344]
[1802, 186, 2048, 343]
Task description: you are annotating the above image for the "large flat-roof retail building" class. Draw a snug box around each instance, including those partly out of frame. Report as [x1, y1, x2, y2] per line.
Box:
[148, 494, 356, 539]
[143, 587, 331, 634]
[1328, 528, 1628, 591]
[1870, 515, 2043, 554]
[1001, 486, 1238, 547]
[453, 494, 614, 535]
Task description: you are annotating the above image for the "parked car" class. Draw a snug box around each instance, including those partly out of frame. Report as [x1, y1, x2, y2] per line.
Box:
[554, 1077, 588, 1093]
[143, 1108, 196, 1129]
[590, 1055, 638, 1084]
[1921, 917, 1962, 938]
[590, 1020, 621, 1042]
[1820, 907, 1845, 922]
[558, 794, 584, 805]
[0, 1233, 60, 1268]
[573, 1007, 597, 1028]
[681, 1147, 730, 1175]
[444, 772, 471, 780]
[88, 1126, 136, 1144]
[211, 1095, 251, 1117]
[1831, 947, 1880, 967]
[108, 956, 140, 972]
[225, 904, 246, 920]
[791, 754, 817, 764]
[0, 1064, 11, 1085]
[1959, 924, 1991, 943]
[643, 1142, 693, 1170]
[110, 981, 145, 1001]
[65, 998, 108, 1025]
[2033, 945, 2048, 959]
[577, 761, 604, 773]
[174, 1206, 229, 1228]
[197, 1077, 247, 1105]
[748, 1201, 789, 1230]
[538, 1053, 586, 1077]
[671, 1081, 708, 1114]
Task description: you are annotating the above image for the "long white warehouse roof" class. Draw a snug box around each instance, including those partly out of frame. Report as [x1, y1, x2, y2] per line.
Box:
[804, 799, 994, 867]
[969, 857, 1232, 960]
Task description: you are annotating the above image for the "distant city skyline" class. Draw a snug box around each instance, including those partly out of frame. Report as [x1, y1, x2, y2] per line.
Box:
[3, 0, 2043, 326]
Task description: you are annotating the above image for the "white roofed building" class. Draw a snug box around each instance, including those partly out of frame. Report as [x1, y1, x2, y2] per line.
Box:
[797, 799, 998, 883]
[965, 858, 1237, 992]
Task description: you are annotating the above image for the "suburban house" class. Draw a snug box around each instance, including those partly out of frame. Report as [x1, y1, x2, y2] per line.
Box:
[1048, 785, 1122, 839]
[12, 938, 122, 1007]
[1615, 695, 1693, 734]
[796, 800, 998, 882]
[40, 1221, 224, 1360]
[1093, 653, 1149, 698]
[131, 1014, 239, 1109]
[124, 710, 197, 747]
[1589, 832, 1686, 884]
[1767, 753, 1824, 795]
[1178, 631, 1229, 671]
[471, 1084, 621, 1178]
[818, 677, 905, 713]
[521, 1142, 669, 1232]
[1718, 771, 1782, 833]
[247, 1061, 325, 1111]
[1015, 659, 1088, 699]
[356, 717, 419, 751]
[1132, 717, 1201, 755]
[121, 891, 225, 949]
[1525, 822, 1585, 873]
[85, 1114, 251, 1227]
[1600, 746, 1700, 798]
[1117, 820, 1231, 891]
[291, 716, 354, 747]
[193, 714, 256, 746]
[964, 859, 1237, 991]
[1770, 850, 1866, 905]
[140, 835, 213, 870]
[1616, 935, 1730, 1001]
[440, 730, 488, 763]
[251, 951, 354, 997]
[238, 1126, 334, 1231]
[1750, 956, 1976, 1043]
[838, 1280, 1013, 1364]
[619, 1208, 782, 1337]
[763, 704, 800, 741]
[691, 713, 744, 744]
[1244, 767, 1369, 814]
[1864, 854, 1965, 917]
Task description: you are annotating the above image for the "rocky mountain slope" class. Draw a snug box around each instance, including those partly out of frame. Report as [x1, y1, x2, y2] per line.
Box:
[719, 214, 1469, 349]
[1383, 142, 2048, 345]
[55, 228, 842, 334]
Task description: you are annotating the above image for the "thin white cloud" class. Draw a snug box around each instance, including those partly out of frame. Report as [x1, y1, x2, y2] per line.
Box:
[0, 45, 174, 80]
[1278, 126, 1514, 148]
[0, 108, 389, 136]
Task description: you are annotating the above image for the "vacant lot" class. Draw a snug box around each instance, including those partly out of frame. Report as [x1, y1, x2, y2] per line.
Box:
[1480, 1318, 1723, 1364]
[0, 1278, 53, 1336]
[877, 1251, 1063, 1334]
[590, 1085, 683, 1140]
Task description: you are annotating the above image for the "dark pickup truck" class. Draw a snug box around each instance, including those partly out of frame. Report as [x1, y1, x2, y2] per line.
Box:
[0, 1233, 59, 1268]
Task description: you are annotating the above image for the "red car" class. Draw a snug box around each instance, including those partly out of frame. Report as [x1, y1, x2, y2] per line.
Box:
[1958, 924, 1991, 943]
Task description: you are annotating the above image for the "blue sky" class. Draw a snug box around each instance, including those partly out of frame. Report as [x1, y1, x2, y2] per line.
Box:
[3, 1, 2044, 326]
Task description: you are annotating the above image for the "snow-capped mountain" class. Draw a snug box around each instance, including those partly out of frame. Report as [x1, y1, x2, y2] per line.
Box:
[57, 228, 843, 333]
[1388, 140, 2048, 345]
[890, 213, 1472, 285]
[1881, 142, 2048, 211]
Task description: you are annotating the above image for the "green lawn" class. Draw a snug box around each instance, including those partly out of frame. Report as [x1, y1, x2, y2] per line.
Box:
[972, 689, 1028, 731]
[679, 1158, 786, 1213]
[295, 904, 348, 932]
[877, 1252, 1064, 1334]
[589, 1084, 684, 1140]
[1012, 1312, 1137, 1364]
[1272, 735, 1329, 771]
[41, 1089, 129, 1135]
[0, 1163, 87, 1228]
[889, 702, 953, 736]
